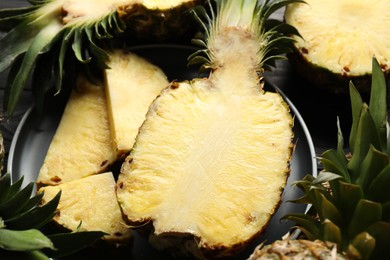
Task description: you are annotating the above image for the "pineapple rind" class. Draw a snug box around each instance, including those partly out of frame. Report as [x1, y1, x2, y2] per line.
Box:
[39, 172, 131, 243]
[37, 77, 116, 186]
[104, 50, 169, 156]
[249, 239, 347, 260]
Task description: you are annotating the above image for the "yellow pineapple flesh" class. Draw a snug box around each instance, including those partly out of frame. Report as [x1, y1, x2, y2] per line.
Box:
[104, 50, 169, 156]
[37, 77, 116, 186]
[38, 172, 131, 244]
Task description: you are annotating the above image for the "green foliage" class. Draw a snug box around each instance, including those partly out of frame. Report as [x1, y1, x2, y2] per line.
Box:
[284, 58, 390, 260]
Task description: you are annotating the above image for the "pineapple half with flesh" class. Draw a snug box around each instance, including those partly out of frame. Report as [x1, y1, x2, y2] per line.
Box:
[38, 172, 132, 244]
[284, 0, 390, 94]
[0, 0, 201, 115]
[264, 59, 390, 260]
[116, 0, 300, 258]
[37, 76, 116, 186]
[104, 49, 169, 157]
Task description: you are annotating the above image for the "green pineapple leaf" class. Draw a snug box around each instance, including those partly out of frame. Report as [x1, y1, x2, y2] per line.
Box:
[369, 58, 388, 152]
[320, 150, 350, 182]
[0, 229, 54, 251]
[366, 222, 390, 259]
[348, 200, 382, 240]
[333, 181, 364, 222]
[5, 191, 60, 230]
[45, 231, 106, 258]
[355, 145, 388, 192]
[0, 182, 35, 219]
[281, 214, 320, 240]
[347, 104, 381, 181]
[349, 232, 375, 260]
[366, 164, 390, 203]
[349, 81, 364, 154]
[321, 219, 342, 246]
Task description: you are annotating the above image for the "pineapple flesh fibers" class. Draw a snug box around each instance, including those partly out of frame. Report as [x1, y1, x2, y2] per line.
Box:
[104, 50, 169, 156]
[285, 0, 390, 93]
[117, 0, 296, 257]
[39, 172, 131, 243]
[37, 77, 116, 186]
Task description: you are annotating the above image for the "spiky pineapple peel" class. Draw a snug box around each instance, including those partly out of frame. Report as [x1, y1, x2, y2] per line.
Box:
[284, 58, 390, 260]
[0, 0, 200, 116]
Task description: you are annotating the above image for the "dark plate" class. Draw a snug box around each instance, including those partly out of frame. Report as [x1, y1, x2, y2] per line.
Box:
[7, 45, 317, 259]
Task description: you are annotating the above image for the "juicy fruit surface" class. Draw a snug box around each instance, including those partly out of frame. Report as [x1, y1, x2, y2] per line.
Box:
[39, 172, 131, 243]
[285, 0, 390, 76]
[117, 78, 293, 250]
[37, 78, 116, 186]
[105, 50, 169, 155]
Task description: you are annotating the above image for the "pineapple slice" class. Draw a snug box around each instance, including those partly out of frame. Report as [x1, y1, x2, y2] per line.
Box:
[37, 77, 116, 186]
[285, 0, 390, 93]
[0, 0, 201, 114]
[39, 172, 131, 244]
[116, 0, 297, 258]
[104, 50, 169, 157]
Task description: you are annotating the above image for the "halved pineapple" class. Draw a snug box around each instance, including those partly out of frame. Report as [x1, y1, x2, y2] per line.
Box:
[0, 0, 201, 114]
[116, 0, 297, 258]
[37, 77, 116, 186]
[104, 50, 169, 157]
[285, 0, 390, 93]
[38, 172, 131, 244]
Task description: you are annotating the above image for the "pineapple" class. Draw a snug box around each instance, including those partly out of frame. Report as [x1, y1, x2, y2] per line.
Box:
[284, 0, 390, 94]
[0, 0, 201, 115]
[38, 172, 132, 244]
[0, 172, 105, 259]
[254, 59, 390, 259]
[37, 76, 116, 186]
[104, 49, 169, 157]
[116, 0, 300, 258]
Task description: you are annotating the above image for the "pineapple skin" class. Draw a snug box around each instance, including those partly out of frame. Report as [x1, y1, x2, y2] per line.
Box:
[38, 172, 132, 244]
[104, 50, 169, 157]
[37, 77, 117, 186]
[249, 239, 348, 260]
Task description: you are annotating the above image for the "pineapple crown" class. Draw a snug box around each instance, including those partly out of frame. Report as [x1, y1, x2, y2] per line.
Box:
[188, 0, 302, 72]
[0, 0, 124, 116]
[284, 58, 390, 260]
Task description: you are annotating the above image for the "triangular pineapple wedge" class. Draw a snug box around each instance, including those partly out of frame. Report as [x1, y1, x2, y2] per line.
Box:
[38, 172, 131, 244]
[116, 0, 298, 257]
[104, 50, 169, 157]
[37, 77, 116, 186]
